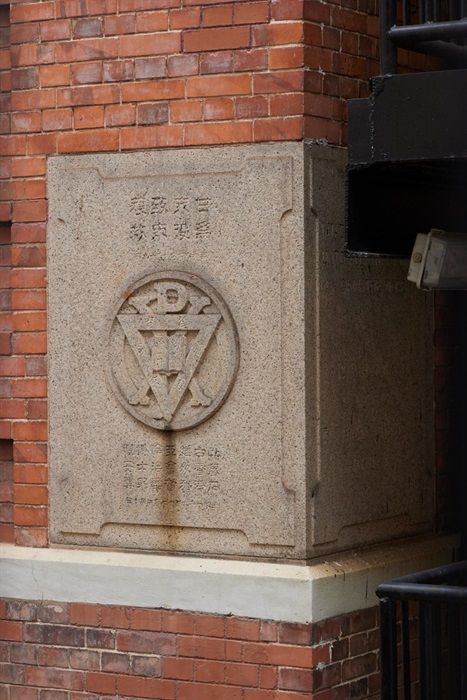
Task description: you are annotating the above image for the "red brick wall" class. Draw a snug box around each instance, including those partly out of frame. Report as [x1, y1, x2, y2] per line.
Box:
[0, 0, 371, 548]
[0, 0, 384, 156]
[0, 600, 381, 700]
[0, 0, 443, 550]
[304, 0, 379, 145]
[0, 4, 451, 698]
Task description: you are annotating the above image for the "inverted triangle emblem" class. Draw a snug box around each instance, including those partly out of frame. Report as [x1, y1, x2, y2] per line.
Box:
[117, 313, 221, 423]
[108, 271, 239, 431]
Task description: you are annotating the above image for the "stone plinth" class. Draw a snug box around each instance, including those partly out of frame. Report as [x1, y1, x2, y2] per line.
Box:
[47, 143, 434, 559]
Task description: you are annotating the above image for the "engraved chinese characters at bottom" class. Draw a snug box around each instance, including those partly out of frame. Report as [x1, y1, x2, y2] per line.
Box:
[108, 271, 239, 431]
[121, 443, 222, 508]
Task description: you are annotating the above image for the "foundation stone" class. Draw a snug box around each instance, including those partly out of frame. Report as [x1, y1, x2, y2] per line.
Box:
[48, 143, 434, 559]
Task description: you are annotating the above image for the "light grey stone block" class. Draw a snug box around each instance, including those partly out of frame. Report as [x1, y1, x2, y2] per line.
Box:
[47, 143, 434, 559]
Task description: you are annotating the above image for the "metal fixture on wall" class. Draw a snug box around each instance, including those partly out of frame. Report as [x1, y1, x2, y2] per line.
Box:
[346, 0, 467, 259]
[407, 230, 467, 289]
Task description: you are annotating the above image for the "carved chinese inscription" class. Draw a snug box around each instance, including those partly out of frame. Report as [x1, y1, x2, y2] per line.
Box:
[108, 271, 239, 431]
[121, 443, 222, 506]
[129, 193, 214, 242]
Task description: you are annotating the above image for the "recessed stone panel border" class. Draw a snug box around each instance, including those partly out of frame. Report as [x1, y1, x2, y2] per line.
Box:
[47, 143, 434, 559]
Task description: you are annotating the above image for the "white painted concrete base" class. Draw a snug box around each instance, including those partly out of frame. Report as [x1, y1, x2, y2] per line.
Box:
[0, 538, 455, 623]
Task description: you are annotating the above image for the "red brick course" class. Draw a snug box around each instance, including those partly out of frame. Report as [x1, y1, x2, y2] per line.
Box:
[0, 5, 449, 698]
[2, 0, 430, 180]
[0, 601, 381, 699]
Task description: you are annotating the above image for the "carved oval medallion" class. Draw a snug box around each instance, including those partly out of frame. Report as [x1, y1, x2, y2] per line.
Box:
[108, 271, 239, 431]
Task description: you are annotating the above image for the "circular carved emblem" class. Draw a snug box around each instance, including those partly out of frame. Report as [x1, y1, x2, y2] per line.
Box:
[108, 271, 239, 431]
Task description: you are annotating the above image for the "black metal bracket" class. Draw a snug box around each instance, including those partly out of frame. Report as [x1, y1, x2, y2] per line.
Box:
[346, 69, 467, 257]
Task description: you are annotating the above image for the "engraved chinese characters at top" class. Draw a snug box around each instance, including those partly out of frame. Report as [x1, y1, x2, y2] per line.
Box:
[108, 271, 239, 432]
[129, 192, 214, 242]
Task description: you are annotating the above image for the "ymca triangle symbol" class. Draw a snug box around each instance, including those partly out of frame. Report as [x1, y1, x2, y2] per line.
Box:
[117, 313, 221, 424]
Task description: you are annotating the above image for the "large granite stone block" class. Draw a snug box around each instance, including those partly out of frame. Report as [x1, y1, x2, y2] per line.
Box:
[48, 143, 434, 559]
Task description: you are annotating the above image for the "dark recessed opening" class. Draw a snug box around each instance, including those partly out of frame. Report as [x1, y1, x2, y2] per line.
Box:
[346, 159, 467, 257]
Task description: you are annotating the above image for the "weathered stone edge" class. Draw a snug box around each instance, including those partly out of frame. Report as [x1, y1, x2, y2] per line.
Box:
[0, 537, 456, 623]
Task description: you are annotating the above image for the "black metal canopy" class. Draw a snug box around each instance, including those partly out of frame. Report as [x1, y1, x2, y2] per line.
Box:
[346, 69, 467, 257]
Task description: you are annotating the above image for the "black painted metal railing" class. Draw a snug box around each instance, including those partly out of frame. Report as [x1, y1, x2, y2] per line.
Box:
[376, 560, 467, 700]
[380, 0, 467, 72]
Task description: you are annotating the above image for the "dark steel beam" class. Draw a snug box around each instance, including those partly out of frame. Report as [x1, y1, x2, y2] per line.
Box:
[380, 0, 397, 73]
[379, 598, 398, 700]
[387, 17, 467, 42]
[377, 582, 467, 602]
[459, 293, 467, 560]
[349, 70, 467, 165]
[401, 601, 412, 700]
